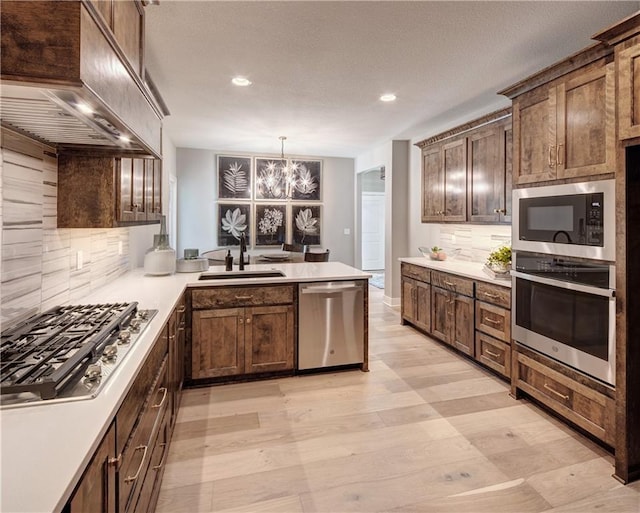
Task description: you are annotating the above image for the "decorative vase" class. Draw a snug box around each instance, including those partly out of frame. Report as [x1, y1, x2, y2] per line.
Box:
[143, 216, 176, 275]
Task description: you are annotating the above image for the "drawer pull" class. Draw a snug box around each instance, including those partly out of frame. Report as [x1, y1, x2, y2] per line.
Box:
[152, 387, 168, 409]
[484, 317, 501, 325]
[443, 281, 455, 287]
[485, 349, 500, 359]
[177, 305, 186, 313]
[152, 443, 168, 471]
[246, 317, 252, 324]
[235, 295, 254, 300]
[543, 383, 569, 401]
[557, 144, 564, 166]
[482, 292, 499, 299]
[124, 445, 148, 483]
[108, 453, 122, 469]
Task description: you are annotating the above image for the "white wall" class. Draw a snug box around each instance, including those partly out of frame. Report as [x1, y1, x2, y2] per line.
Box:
[176, 148, 356, 266]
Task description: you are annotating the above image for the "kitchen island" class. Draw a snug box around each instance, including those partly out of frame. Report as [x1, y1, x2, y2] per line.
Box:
[0, 262, 370, 513]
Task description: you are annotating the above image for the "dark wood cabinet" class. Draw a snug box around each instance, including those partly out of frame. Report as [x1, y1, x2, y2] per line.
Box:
[401, 263, 431, 332]
[418, 109, 511, 224]
[617, 42, 640, 140]
[58, 154, 162, 227]
[468, 118, 512, 223]
[112, 0, 144, 75]
[168, 299, 185, 429]
[502, 45, 615, 185]
[430, 271, 475, 356]
[474, 281, 512, 379]
[67, 422, 117, 513]
[190, 285, 295, 381]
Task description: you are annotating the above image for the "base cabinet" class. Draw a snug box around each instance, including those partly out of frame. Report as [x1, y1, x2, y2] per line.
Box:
[512, 349, 616, 447]
[66, 422, 117, 513]
[401, 263, 431, 332]
[190, 285, 295, 381]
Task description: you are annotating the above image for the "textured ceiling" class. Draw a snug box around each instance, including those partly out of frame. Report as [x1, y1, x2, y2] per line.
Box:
[145, 1, 639, 158]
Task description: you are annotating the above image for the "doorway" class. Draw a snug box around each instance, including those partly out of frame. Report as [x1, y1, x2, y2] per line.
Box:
[360, 167, 385, 282]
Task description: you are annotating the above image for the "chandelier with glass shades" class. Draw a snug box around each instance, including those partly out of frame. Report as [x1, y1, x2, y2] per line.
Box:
[256, 136, 300, 199]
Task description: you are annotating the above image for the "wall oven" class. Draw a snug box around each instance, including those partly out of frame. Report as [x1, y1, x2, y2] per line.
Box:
[513, 179, 615, 261]
[512, 251, 615, 386]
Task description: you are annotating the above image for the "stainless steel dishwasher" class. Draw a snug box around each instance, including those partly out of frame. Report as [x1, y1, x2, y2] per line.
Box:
[298, 281, 365, 370]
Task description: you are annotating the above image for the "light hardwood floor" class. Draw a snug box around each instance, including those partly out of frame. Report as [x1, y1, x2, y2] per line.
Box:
[157, 286, 640, 512]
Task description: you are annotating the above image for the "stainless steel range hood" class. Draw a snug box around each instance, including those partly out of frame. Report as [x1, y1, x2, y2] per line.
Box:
[1, 84, 145, 150]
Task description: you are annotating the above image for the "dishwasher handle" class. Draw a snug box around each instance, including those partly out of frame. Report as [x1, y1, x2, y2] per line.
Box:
[301, 283, 362, 294]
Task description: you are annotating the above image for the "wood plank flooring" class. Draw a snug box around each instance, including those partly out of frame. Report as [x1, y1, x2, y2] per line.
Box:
[157, 286, 640, 512]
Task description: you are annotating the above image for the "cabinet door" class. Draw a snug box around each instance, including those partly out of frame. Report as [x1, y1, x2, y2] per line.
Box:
[401, 278, 417, 324]
[451, 293, 474, 356]
[113, 0, 143, 75]
[118, 157, 135, 222]
[132, 158, 146, 221]
[442, 138, 467, 221]
[67, 423, 116, 513]
[153, 159, 162, 217]
[501, 125, 513, 224]
[556, 63, 615, 179]
[618, 43, 640, 140]
[513, 88, 556, 184]
[431, 286, 450, 343]
[421, 145, 445, 221]
[414, 281, 431, 333]
[468, 126, 502, 222]
[192, 309, 244, 379]
[244, 305, 294, 373]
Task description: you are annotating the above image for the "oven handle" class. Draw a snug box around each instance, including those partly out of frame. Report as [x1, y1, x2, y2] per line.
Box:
[511, 270, 615, 298]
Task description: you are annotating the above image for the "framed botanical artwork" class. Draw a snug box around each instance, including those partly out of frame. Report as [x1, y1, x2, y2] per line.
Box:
[218, 156, 251, 199]
[291, 160, 321, 201]
[218, 203, 251, 247]
[255, 204, 287, 246]
[292, 205, 321, 246]
[255, 158, 288, 200]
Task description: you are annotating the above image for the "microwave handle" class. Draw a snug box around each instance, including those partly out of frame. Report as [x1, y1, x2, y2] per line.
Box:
[511, 270, 615, 298]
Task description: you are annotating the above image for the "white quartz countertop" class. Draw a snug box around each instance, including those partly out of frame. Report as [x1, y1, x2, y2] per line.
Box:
[399, 257, 511, 288]
[0, 262, 370, 513]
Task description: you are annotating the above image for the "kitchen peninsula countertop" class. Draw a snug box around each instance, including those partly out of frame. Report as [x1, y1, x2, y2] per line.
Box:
[399, 257, 512, 288]
[0, 262, 370, 513]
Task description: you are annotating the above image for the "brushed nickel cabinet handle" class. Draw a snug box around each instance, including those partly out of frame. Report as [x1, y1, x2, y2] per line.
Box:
[485, 349, 500, 359]
[108, 453, 122, 468]
[548, 146, 556, 168]
[543, 383, 569, 401]
[152, 387, 168, 409]
[557, 144, 564, 166]
[177, 306, 186, 313]
[246, 317, 252, 324]
[152, 443, 168, 471]
[484, 317, 501, 325]
[482, 292, 500, 299]
[235, 295, 254, 300]
[444, 281, 455, 287]
[124, 445, 148, 483]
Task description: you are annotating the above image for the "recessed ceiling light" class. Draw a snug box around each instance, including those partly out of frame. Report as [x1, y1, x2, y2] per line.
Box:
[119, 135, 131, 143]
[232, 77, 252, 87]
[380, 93, 397, 102]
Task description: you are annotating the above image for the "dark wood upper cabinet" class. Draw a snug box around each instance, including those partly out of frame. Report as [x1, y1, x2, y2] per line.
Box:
[58, 154, 161, 228]
[417, 108, 512, 224]
[500, 43, 615, 185]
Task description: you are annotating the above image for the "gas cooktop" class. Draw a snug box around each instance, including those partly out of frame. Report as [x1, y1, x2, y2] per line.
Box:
[0, 302, 157, 409]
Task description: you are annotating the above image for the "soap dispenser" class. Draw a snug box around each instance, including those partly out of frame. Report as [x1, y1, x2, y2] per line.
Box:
[225, 250, 233, 271]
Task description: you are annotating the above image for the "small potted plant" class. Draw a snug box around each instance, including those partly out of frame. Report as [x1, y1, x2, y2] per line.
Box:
[430, 246, 447, 261]
[486, 245, 512, 274]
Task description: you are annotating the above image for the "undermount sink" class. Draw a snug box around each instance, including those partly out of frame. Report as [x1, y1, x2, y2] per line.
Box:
[198, 270, 286, 280]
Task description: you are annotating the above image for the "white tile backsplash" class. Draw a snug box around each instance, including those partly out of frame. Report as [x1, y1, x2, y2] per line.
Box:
[436, 224, 511, 264]
[1, 145, 130, 326]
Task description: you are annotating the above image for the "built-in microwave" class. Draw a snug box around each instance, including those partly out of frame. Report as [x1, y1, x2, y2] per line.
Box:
[513, 179, 615, 261]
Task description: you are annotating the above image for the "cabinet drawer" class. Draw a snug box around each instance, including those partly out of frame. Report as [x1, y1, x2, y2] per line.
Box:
[514, 352, 615, 446]
[119, 357, 169, 513]
[431, 271, 474, 297]
[475, 301, 511, 342]
[401, 262, 430, 283]
[192, 285, 294, 309]
[476, 281, 511, 308]
[475, 332, 510, 378]
[117, 329, 168, 455]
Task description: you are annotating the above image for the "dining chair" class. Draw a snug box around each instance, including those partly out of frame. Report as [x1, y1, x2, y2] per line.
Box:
[282, 243, 308, 253]
[304, 249, 330, 262]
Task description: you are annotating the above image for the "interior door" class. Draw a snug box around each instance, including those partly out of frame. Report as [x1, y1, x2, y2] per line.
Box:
[361, 192, 385, 270]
